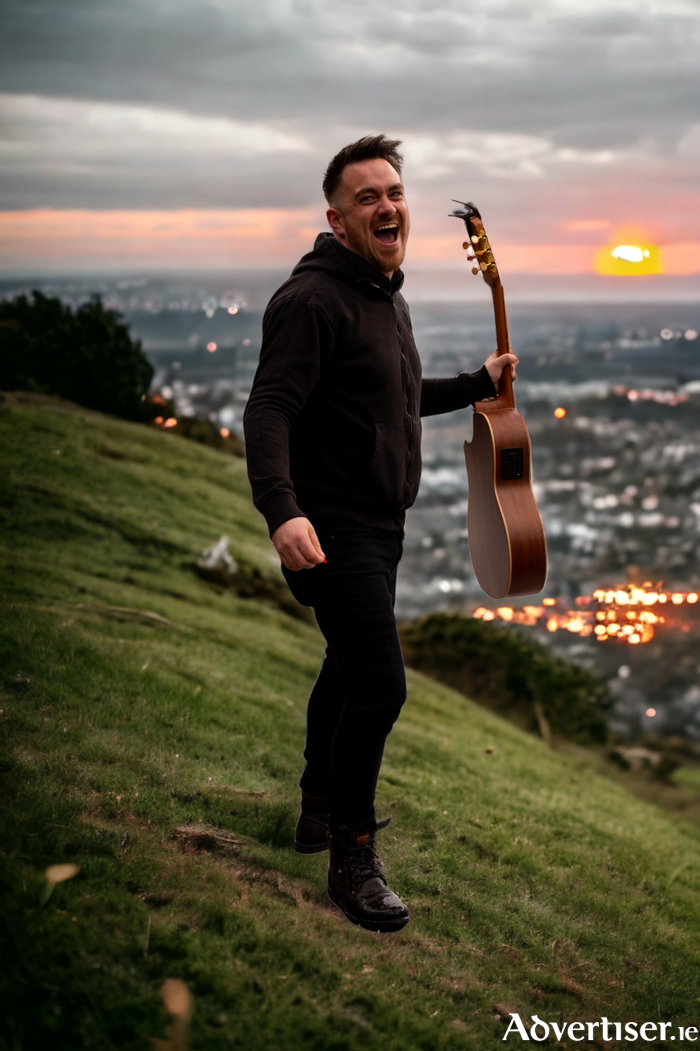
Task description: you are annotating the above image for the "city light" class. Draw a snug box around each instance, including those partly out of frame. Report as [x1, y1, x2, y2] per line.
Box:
[206, 342, 217, 352]
[554, 407, 566, 418]
[626, 388, 688, 406]
[472, 583, 700, 646]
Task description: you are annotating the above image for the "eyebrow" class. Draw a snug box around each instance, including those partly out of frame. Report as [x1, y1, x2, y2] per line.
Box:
[354, 182, 404, 199]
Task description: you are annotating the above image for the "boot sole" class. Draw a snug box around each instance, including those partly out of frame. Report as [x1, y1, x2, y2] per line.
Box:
[294, 839, 329, 854]
[327, 886, 410, 933]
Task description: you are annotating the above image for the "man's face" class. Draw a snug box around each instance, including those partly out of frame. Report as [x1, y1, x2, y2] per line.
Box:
[326, 157, 410, 277]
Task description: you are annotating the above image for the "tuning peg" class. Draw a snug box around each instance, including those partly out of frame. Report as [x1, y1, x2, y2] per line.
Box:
[471, 235, 480, 244]
[462, 242, 470, 250]
[471, 267, 479, 275]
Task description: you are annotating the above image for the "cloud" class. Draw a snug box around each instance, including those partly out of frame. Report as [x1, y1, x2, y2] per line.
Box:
[403, 132, 616, 181]
[0, 94, 318, 209]
[1, 0, 698, 141]
[0, 0, 698, 268]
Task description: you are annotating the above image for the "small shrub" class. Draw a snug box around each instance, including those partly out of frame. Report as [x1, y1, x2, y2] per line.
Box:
[171, 414, 244, 457]
[399, 613, 610, 744]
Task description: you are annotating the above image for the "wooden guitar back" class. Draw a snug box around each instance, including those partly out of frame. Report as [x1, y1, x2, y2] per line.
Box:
[464, 407, 547, 598]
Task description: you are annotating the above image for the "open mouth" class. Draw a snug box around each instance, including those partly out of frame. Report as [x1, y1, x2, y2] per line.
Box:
[372, 223, 399, 245]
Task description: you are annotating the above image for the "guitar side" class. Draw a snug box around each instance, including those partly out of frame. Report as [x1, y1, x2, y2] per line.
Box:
[464, 407, 547, 598]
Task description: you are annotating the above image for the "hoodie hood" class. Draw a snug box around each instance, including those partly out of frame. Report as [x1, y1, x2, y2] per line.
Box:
[292, 232, 405, 297]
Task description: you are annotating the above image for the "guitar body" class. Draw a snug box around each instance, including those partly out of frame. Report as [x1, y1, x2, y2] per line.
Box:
[464, 404, 547, 599]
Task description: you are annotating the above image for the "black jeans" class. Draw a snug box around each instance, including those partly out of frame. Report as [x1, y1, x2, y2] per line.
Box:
[282, 524, 406, 835]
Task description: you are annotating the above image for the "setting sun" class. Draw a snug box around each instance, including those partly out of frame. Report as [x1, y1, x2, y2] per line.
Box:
[595, 241, 662, 276]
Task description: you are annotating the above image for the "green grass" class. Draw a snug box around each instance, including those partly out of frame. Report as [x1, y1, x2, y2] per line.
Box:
[2, 391, 700, 1050]
[672, 766, 700, 794]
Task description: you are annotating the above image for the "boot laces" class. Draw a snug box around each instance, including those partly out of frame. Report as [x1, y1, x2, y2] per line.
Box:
[349, 843, 385, 888]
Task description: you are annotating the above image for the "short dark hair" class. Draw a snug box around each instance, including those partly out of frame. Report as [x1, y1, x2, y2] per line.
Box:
[322, 134, 404, 203]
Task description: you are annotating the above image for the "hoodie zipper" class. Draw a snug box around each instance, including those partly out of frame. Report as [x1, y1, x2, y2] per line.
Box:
[388, 294, 413, 510]
[366, 280, 415, 510]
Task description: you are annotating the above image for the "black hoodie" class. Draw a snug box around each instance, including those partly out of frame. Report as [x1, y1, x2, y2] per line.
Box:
[243, 233, 497, 536]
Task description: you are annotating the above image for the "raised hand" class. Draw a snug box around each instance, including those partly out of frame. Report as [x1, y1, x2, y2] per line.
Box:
[484, 349, 518, 386]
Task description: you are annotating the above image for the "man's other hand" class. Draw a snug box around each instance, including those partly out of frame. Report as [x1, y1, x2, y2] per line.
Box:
[272, 517, 327, 571]
[484, 350, 518, 387]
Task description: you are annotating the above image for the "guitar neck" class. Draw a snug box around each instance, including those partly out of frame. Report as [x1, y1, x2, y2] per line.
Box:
[450, 201, 516, 410]
[491, 281, 515, 409]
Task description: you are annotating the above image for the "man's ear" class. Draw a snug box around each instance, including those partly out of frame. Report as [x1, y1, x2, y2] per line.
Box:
[326, 206, 346, 243]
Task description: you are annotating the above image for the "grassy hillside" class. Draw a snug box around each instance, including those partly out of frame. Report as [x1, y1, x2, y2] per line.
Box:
[2, 392, 700, 1051]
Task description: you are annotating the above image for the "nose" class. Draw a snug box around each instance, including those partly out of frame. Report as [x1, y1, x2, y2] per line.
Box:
[377, 194, 397, 216]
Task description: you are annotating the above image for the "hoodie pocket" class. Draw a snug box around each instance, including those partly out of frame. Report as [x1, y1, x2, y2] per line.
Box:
[356, 421, 407, 508]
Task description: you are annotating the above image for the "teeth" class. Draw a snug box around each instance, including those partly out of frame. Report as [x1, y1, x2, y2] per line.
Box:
[375, 223, 398, 232]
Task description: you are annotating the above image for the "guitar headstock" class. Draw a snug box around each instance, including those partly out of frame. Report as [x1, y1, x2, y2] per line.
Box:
[449, 200, 500, 289]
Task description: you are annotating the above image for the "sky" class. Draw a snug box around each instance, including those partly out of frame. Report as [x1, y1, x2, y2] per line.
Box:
[1, 0, 699, 295]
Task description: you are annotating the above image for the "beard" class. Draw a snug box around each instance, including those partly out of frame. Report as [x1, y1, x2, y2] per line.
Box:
[344, 226, 407, 276]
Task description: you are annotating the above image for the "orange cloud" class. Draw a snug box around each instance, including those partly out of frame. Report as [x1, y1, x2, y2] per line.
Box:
[0, 208, 321, 269]
[410, 235, 607, 274]
[661, 243, 700, 276]
[1, 208, 699, 276]
[562, 219, 611, 232]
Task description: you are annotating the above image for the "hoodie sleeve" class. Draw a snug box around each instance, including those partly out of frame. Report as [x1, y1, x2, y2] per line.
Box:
[419, 365, 498, 416]
[243, 289, 335, 536]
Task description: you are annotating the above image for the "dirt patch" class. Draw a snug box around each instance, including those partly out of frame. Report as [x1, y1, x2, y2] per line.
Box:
[139, 890, 177, 908]
[172, 824, 242, 854]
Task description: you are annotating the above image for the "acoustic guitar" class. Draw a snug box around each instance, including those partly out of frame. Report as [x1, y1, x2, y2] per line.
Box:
[449, 201, 547, 599]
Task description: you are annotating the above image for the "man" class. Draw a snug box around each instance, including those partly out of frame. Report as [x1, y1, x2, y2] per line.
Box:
[243, 135, 517, 933]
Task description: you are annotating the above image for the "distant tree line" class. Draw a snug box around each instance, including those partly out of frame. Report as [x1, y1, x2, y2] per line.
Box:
[0, 291, 154, 420]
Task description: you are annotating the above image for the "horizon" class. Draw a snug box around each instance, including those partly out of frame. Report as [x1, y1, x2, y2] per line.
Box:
[1, 266, 698, 307]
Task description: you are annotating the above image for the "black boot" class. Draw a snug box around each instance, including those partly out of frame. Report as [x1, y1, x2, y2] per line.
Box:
[295, 793, 392, 855]
[327, 828, 409, 933]
[294, 792, 330, 854]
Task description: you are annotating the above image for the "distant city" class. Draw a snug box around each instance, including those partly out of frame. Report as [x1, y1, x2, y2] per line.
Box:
[3, 273, 699, 740]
